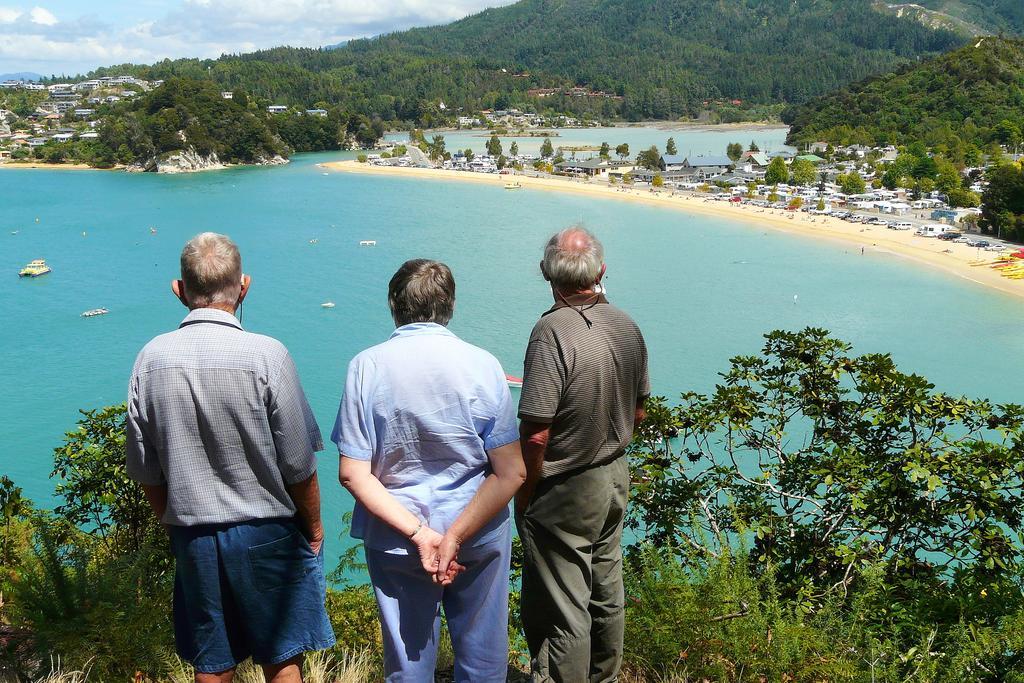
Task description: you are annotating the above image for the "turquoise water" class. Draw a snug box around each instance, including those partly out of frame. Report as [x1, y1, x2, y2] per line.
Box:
[3, 146, 1024, 574]
[386, 124, 793, 157]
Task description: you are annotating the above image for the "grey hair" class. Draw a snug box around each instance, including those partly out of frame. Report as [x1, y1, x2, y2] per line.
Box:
[180, 232, 242, 308]
[541, 227, 605, 291]
[388, 259, 456, 327]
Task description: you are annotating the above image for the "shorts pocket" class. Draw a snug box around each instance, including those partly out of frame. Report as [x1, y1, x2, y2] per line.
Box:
[247, 531, 314, 592]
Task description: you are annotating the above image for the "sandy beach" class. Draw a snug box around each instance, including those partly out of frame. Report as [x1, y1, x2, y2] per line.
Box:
[323, 160, 1024, 301]
[0, 161, 109, 170]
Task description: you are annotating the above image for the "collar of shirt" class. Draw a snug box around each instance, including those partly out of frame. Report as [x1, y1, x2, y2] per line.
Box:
[544, 293, 609, 317]
[389, 322, 456, 340]
[179, 307, 244, 330]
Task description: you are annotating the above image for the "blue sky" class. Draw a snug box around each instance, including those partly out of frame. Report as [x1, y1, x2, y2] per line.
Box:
[0, 0, 516, 76]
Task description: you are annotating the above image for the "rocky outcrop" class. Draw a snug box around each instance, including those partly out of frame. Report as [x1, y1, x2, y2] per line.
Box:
[125, 148, 290, 174]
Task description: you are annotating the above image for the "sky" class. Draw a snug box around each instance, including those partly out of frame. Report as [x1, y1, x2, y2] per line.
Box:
[0, 0, 517, 76]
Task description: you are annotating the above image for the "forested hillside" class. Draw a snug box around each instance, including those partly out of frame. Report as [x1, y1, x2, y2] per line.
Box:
[784, 37, 1024, 153]
[81, 0, 966, 123]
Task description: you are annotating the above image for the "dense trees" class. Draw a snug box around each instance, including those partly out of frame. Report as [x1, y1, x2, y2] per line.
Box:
[837, 171, 867, 195]
[726, 142, 744, 161]
[786, 38, 1024, 154]
[77, 0, 966, 125]
[981, 163, 1024, 241]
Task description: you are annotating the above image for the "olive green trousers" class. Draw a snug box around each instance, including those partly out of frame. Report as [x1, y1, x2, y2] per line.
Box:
[517, 456, 630, 683]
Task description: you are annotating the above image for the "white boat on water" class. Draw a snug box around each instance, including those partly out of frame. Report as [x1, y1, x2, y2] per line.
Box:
[359, 240, 377, 246]
[321, 302, 336, 309]
[81, 308, 109, 317]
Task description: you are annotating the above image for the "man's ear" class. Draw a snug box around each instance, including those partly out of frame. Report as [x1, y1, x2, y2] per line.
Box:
[540, 261, 549, 281]
[597, 263, 607, 282]
[171, 279, 189, 308]
[237, 274, 251, 306]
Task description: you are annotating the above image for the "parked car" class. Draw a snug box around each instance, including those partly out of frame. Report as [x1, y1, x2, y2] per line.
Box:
[968, 240, 991, 248]
[937, 231, 961, 241]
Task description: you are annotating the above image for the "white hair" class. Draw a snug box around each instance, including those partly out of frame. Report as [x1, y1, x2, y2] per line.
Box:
[180, 232, 242, 308]
[542, 227, 604, 291]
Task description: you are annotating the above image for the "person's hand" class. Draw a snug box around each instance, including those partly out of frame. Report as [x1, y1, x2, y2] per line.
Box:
[411, 526, 444, 575]
[435, 533, 464, 586]
[308, 529, 324, 556]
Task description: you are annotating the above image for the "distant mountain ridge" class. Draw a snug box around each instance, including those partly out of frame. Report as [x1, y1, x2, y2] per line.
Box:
[0, 72, 42, 82]
[877, 1, 1024, 36]
[82, 0, 967, 122]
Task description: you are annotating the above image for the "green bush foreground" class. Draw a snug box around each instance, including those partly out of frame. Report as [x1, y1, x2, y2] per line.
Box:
[3, 328, 1024, 681]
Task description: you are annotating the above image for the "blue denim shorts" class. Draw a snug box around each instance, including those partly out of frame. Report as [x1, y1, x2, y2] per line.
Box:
[169, 518, 336, 672]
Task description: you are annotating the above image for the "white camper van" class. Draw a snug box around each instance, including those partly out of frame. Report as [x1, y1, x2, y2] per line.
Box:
[916, 224, 951, 238]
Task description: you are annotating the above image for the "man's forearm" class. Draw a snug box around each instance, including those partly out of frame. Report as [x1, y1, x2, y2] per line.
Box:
[285, 472, 324, 543]
[517, 421, 550, 512]
[142, 483, 168, 523]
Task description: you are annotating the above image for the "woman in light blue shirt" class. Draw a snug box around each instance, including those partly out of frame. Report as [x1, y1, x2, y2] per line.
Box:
[333, 259, 526, 682]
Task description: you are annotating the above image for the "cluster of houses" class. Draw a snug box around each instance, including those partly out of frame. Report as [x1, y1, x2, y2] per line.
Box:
[456, 109, 600, 129]
[261, 102, 329, 117]
[527, 87, 623, 101]
[366, 138, 990, 229]
[0, 75, 156, 157]
[1, 76, 155, 119]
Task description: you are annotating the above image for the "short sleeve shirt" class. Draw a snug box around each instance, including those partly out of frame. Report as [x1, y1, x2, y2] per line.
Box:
[331, 323, 519, 554]
[519, 297, 649, 478]
[125, 308, 324, 526]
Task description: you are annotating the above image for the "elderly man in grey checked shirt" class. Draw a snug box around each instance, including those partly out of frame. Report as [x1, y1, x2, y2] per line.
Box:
[126, 232, 335, 683]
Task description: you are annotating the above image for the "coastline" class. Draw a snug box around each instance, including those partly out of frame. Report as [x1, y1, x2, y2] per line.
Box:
[322, 160, 1024, 301]
[0, 161, 111, 170]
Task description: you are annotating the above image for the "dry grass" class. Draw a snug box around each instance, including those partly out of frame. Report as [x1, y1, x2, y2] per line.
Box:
[158, 650, 375, 683]
[31, 657, 92, 683]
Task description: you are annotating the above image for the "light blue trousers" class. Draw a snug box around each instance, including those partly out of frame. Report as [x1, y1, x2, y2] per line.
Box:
[366, 527, 511, 683]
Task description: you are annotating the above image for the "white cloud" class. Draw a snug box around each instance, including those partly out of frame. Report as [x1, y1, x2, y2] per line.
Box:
[0, 0, 517, 75]
[28, 6, 55, 25]
[0, 6, 22, 23]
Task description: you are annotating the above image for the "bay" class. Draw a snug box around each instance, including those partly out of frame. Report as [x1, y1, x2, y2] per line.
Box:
[2, 133, 1023, 574]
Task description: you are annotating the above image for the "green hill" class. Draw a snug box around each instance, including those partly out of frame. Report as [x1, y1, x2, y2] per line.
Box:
[783, 36, 1024, 151]
[84, 0, 966, 123]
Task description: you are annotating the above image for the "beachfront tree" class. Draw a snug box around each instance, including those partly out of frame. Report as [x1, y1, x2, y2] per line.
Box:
[788, 197, 804, 210]
[746, 181, 757, 199]
[599, 142, 611, 159]
[935, 157, 963, 195]
[837, 172, 866, 195]
[790, 158, 817, 186]
[816, 197, 826, 211]
[497, 154, 508, 170]
[428, 135, 446, 161]
[509, 141, 519, 157]
[487, 134, 502, 157]
[765, 156, 788, 185]
[652, 174, 664, 188]
[540, 137, 554, 158]
[769, 184, 780, 203]
[616, 143, 630, 161]
[666, 137, 678, 155]
[463, 148, 474, 162]
[637, 145, 661, 171]
[948, 187, 981, 208]
[726, 142, 743, 161]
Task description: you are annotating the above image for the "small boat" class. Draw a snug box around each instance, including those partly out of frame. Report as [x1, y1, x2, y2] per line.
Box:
[150, 227, 158, 235]
[321, 302, 336, 309]
[10, 230, 18, 235]
[81, 308, 109, 317]
[309, 239, 319, 244]
[359, 240, 377, 246]
[504, 182, 522, 190]
[506, 374, 524, 388]
[19, 259, 51, 277]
